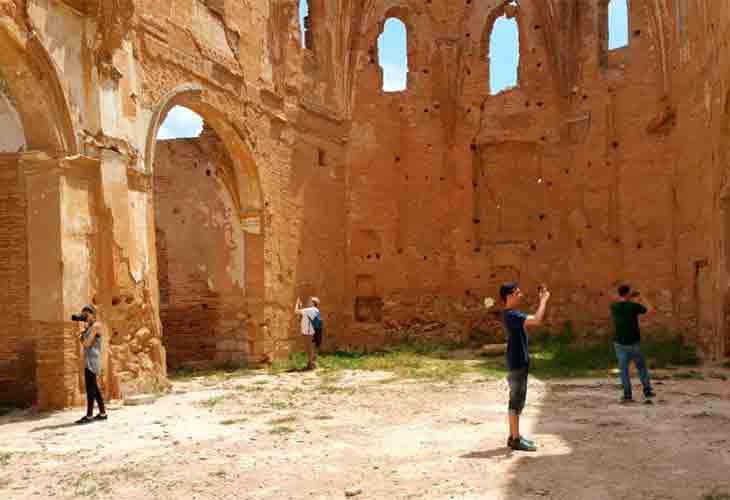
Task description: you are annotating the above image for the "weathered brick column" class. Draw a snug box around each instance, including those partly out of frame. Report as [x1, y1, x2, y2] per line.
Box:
[22, 153, 101, 410]
[242, 209, 267, 364]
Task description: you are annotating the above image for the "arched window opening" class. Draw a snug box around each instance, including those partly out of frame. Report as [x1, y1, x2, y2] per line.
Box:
[153, 105, 246, 371]
[489, 12, 520, 95]
[299, 0, 311, 50]
[156, 106, 203, 140]
[608, 0, 629, 50]
[378, 18, 408, 92]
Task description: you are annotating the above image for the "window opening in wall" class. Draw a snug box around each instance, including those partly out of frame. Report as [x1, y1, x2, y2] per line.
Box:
[378, 18, 408, 92]
[608, 0, 629, 50]
[156, 106, 203, 139]
[489, 11, 519, 95]
[299, 0, 311, 49]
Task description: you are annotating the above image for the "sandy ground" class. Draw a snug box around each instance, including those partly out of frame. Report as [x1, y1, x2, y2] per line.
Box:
[1, 367, 730, 500]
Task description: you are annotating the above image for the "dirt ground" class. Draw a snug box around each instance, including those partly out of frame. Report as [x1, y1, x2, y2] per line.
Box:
[1, 367, 730, 500]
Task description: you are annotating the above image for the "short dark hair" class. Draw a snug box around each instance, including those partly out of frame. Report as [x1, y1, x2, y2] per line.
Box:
[617, 284, 631, 297]
[500, 282, 519, 302]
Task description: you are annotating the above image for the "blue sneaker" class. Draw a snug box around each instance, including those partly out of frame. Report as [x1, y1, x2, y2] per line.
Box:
[508, 436, 537, 452]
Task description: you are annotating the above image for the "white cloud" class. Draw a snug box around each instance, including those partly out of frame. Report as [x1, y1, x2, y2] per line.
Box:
[156, 106, 203, 140]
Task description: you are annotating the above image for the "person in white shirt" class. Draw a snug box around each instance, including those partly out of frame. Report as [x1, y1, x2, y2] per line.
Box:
[295, 296, 322, 369]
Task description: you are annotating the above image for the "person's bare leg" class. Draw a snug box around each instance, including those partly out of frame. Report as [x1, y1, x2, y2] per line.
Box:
[305, 338, 315, 369]
[509, 414, 520, 439]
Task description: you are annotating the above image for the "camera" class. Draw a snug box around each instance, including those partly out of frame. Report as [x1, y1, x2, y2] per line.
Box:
[71, 313, 88, 322]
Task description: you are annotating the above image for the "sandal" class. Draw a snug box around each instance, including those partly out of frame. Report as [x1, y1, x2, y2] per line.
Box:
[75, 416, 94, 425]
[94, 414, 108, 421]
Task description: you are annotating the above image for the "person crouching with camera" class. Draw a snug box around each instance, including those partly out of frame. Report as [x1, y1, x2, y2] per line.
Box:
[73, 304, 107, 424]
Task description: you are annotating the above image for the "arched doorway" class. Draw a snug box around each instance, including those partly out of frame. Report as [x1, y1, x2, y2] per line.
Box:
[146, 88, 265, 371]
[0, 24, 77, 407]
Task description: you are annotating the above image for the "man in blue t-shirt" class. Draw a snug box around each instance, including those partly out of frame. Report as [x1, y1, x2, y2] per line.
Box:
[499, 281, 550, 452]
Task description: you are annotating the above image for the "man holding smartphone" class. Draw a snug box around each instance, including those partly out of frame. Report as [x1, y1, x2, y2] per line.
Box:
[610, 284, 656, 404]
[499, 282, 550, 452]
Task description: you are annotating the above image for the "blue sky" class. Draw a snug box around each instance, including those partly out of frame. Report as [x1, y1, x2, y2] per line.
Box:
[158, 1, 628, 137]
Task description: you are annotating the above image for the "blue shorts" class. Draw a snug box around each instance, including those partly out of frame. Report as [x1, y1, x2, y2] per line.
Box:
[508, 368, 528, 416]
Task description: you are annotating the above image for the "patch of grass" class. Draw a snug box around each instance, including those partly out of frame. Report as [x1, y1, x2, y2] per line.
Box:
[169, 361, 253, 381]
[268, 415, 297, 425]
[269, 425, 295, 435]
[315, 343, 475, 383]
[723, 360, 730, 369]
[236, 384, 265, 393]
[71, 468, 145, 497]
[270, 352, 310, 373]
[198, 395, 225, 408]
[523, 328, 701, 379]
[703, 492, 730, 500]
[672, 370, 705, 380]
[253, 379, 270, 385]
[220, 417, 248, 425]
[0, 452, 11, 466]
[267, 399, 294, 410]
[317, 384, 356, 395]
[269, 335, 701, 384]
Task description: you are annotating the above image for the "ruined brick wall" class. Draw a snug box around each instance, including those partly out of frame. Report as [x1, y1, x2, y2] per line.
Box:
[0, 155, 33, 406]
[342, 1, 730, 356]
[154, 134, 249, 369]
[3, 0, 730, 410]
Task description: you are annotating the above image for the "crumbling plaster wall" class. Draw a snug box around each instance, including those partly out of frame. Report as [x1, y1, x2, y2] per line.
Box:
[134, 0, 350, 360]
[342, 0, 730, 357]
[154, 133, 249, 369]
[2, 0, 352, 408]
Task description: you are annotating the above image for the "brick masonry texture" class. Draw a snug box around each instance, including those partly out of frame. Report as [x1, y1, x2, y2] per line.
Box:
[0, 0, 729, 408]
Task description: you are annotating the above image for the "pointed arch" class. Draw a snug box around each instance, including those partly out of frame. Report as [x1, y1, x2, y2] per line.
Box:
[144, 84, 263, 214]
[0, 21, 78, 153]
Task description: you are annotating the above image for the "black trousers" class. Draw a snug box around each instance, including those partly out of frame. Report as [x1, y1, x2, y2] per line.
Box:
[85, 368, 105, 416]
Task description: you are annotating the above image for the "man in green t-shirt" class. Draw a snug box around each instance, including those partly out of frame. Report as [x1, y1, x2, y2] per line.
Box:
[610, 285, 656, 403]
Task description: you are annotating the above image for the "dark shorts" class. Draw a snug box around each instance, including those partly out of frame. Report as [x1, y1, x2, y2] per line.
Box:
[312, 329, 323, 348]
[507, 368, 528, 416]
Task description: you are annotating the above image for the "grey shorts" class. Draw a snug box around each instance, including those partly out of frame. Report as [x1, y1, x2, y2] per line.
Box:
[508, 368, 529, 416]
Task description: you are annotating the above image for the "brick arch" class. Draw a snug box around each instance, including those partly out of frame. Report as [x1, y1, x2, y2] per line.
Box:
[145, 84, 267, 369]
[144, 84, 264, 214]
[0, 21, 77, 154]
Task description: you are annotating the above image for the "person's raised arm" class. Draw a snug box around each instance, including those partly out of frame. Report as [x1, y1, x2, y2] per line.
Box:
[294, 297, 303, 315]
[525, 288, 550, 327]
[633, 291, 653, 314]
[83, 324, 101, 349]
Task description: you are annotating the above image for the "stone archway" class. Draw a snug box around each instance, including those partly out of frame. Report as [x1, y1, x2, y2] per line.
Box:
[0, 23, 80, 408]
[0, 22, 77, 154]
[145, 86, 266, 370]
